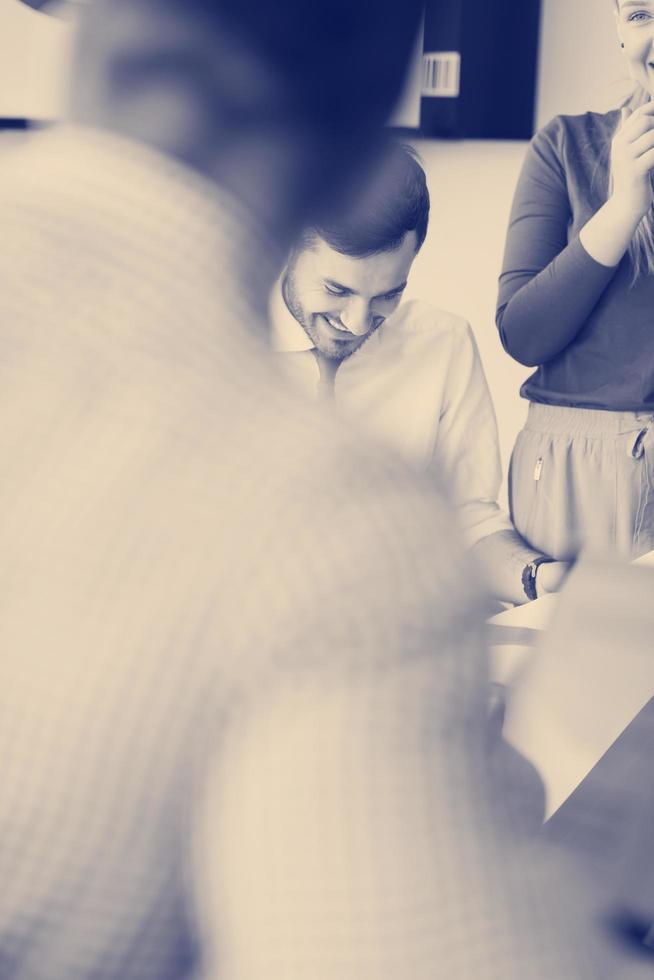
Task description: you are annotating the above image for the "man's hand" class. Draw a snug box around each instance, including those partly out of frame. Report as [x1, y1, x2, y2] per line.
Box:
[471, 530, 572, 606]
[535, 560, 571, 597]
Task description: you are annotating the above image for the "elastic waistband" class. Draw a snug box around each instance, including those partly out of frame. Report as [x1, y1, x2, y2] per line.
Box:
[525, 402, 654, 437]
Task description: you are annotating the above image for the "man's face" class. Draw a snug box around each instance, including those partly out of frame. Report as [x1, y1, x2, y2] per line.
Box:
[283, 231, 417, 361]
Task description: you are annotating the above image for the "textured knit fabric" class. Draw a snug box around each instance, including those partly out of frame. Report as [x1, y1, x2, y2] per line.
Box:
[270, 284, 513, 547]
[0, 124, 605, 980]
[509, 403, 654, 561]
[497, 110, 654, 411]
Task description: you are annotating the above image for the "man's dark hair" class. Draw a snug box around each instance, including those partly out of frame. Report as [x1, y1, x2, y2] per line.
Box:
[303, 143, 430, 258]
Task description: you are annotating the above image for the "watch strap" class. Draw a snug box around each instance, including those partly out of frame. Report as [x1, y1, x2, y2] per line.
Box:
[521, 556, 555, 602]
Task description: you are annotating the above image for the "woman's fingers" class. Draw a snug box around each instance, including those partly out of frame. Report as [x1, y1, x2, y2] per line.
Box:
[626, 100, 654, 121]
[634, 146, 654, 176]
[619, 101, 654, 137]
[619, 112, 654, 143]
[610, 104, 654, 218]
[630, 127, 654, 160]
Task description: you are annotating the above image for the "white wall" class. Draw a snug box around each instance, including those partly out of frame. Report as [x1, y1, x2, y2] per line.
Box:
[0, 0, 73, 119]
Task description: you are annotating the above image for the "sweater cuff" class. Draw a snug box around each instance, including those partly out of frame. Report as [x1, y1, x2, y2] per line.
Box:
[570, 232, 622, 280]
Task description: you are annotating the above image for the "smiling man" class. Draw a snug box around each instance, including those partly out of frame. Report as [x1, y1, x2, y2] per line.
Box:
[272, 143, 569, 605]
[282, 218, 418, 364]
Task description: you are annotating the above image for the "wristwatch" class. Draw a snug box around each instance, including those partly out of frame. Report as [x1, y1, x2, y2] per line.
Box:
[521, 556, 555, 602]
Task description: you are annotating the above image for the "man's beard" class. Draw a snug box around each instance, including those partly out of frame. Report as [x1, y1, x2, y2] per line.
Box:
[281, 270, 307, 335]
[314, 321, 379, 361]
[282, 271, 378, 363]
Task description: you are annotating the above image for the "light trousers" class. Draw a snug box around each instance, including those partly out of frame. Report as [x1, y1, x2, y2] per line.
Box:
[509, 402, 654, 562]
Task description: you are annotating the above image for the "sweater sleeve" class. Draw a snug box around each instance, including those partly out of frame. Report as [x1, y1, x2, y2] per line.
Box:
[496, 118, 618, 368]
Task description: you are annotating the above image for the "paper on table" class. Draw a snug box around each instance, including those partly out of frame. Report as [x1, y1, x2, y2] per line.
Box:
[488, 591, 558, 633]
[489, 546, 654, 637]
[503, 558, 654, 820]
[487, 593, 559, 686]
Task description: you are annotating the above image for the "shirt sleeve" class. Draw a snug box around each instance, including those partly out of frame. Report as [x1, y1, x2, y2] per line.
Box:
[428, 319, 513, 547]
[496, 119, 617, 368]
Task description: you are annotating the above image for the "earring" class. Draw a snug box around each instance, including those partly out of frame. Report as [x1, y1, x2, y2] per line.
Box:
[621, 42, 625, 48]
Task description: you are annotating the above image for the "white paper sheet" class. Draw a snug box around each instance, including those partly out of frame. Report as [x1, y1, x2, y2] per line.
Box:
[488, 591, 559, 633]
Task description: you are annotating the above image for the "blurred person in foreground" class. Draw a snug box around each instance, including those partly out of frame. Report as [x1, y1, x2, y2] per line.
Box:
[270, 143, 570, 606]
[0, 1, 636, 978]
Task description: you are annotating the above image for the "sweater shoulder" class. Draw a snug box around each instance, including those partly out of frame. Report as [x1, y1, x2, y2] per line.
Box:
[534, 109, 619, 160]
[523, 110, 619, 195]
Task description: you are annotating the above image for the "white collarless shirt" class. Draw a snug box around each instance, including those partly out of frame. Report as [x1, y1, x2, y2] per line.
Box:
[270, 282, 512, 546]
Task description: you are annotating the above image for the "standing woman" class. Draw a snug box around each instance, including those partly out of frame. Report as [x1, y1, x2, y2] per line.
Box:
[497, 0, 654, 562]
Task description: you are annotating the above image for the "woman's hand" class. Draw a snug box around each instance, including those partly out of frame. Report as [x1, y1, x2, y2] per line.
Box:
[610, 103, 654, 225]
[580, 103, 654, 268]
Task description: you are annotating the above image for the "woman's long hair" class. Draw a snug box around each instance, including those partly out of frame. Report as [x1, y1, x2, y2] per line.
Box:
[617, 84, 654, 279]
[612, 0, 654, 278]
